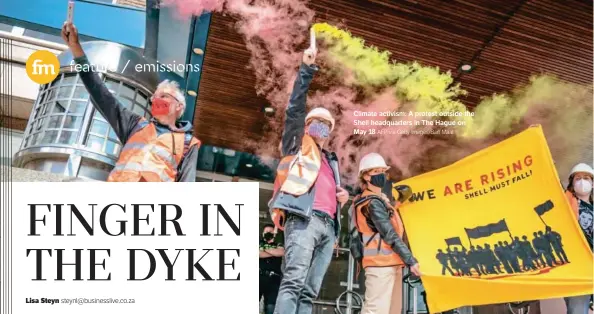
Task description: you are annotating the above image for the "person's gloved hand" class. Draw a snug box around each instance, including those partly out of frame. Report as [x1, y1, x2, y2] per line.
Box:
[394, 185, 413, 203]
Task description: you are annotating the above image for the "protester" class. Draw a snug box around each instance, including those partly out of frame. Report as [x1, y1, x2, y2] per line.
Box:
[563, 163, 593, 314]
[353, 152, 421, 314]
[61, 22, 200, 182]
[259, 224, 284, 314]
[269, 47, 349, 314]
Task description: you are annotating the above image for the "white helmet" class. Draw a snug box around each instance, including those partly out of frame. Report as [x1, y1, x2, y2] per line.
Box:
[570, 163, 594, 177]
[305, 107, 335, 131]
[358, 153, 390, 176]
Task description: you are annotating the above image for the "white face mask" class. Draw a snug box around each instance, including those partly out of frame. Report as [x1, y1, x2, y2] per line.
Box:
[575, 179, 593, 196]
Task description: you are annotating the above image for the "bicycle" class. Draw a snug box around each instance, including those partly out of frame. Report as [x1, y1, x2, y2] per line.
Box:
[507, 301, 532, 314]
[402, 273, 461, 314]
[334, 289, 364, 314]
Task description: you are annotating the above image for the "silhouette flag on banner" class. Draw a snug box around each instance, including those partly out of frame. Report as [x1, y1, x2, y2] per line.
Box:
[445, 237, 462, 246]
[465, 219, 509, 239]
[534, 200, 554, 216]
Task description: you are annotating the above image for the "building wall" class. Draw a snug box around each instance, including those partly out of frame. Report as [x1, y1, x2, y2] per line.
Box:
[0, 128, 24, 166]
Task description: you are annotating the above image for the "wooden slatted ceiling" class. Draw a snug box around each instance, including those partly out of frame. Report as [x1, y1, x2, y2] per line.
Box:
[194, 0, 592, 153]
[458, 0, 593, 105]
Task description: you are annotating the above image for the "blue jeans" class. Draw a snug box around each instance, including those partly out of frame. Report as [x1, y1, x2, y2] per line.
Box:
[565, 295, 591, 314]
[274, 213, 336, 314]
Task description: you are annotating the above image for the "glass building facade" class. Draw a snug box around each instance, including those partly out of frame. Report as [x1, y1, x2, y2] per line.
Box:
[22, 73, 151, 159]
[13, 41, 159, 180]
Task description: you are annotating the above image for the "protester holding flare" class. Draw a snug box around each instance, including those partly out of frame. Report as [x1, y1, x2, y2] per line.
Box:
[353, 153, 421, 314]
[563, 163, 593, 314]
[268, 34, 349, 313]
[61, 22, 200, 182]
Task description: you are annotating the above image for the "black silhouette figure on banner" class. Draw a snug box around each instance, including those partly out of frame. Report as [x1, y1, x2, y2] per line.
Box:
[516, 236, 537, 271]
[434, 199, 572, 278]
[495, 242, 514, 274]
[460, 247, 471, 276]
[533, 232, 555, 267]
[468, 246, 484, 275]
[453, 247, 472, 276]
[524, 235, 545, 268]
[539, 230, 559, 265]
[545, 226, 569, 264]
[436, 249, 454, 275]
[484, 244, 502, 274]
[480, 245, 492, 274]
[446, 248, 462, 275]
[503, 241, 522, 273]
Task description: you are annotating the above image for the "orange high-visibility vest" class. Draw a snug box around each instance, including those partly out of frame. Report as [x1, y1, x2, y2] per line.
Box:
[107, 120, 200, 182]
[270, 134, 322, 229]
[355, 190, 405, 268]
[566, 190, 579, 218]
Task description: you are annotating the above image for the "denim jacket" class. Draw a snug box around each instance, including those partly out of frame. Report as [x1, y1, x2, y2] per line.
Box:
[269, 63, 341, 237]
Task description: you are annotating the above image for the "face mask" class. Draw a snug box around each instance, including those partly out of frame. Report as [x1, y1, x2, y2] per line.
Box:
[263, 232, 274, 241]
[307, 121, 330, 139]
[151, 98, 171, 116]
[575, 179, 593, 196]
[369, 173, 386, 188]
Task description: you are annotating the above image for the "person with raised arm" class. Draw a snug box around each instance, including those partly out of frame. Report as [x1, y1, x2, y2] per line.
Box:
[61, 22, 200, 182]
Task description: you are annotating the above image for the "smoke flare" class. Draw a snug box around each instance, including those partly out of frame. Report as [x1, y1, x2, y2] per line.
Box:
[164, 1, 593, 183]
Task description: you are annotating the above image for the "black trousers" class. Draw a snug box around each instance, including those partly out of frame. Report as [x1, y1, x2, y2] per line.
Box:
[260, 274, 281, 314]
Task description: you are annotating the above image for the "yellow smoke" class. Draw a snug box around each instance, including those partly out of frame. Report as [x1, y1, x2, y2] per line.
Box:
[312, 23, 592, 142]
[312, 23, 469, 124]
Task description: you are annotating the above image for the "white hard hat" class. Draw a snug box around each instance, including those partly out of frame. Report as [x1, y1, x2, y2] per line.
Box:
[358, 153, 390, 176]
[570, 163, 594, 177]
[305, 107, 335, 131]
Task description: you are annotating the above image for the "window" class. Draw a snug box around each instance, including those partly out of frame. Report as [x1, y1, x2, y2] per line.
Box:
[0, 23, 13, 32]
[23, 29, 63, 44]
[23, 74, 84, 149]
[22, 71, 150, 160]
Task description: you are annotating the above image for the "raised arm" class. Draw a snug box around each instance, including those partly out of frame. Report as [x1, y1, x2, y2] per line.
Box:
[280, 48, 318, 156]
[61, 22, 140, 144]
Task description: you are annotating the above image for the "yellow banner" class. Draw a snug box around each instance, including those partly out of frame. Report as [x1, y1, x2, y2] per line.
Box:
[396, 126, 593, 312]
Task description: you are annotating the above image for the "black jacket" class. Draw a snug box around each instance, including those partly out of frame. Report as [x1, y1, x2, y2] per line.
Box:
[268, 63, 341, 237]
[365, 198, 417, 266]
[74, 55, 198, 182]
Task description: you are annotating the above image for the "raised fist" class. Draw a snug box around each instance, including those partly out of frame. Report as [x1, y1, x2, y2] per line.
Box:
[302, 48, 317, 66]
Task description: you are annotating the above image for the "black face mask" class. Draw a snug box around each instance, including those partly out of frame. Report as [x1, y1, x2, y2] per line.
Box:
[369, 173, 387, 188]
[263, 232, 274, 241]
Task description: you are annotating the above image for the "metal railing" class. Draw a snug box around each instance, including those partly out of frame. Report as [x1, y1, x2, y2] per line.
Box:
[0, 30, 67, 52]
[311, 248, 363, 314]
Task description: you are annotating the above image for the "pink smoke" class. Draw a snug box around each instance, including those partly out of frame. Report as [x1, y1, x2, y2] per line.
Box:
[163, 0, 592, 185]
[163, 0, 489, 184]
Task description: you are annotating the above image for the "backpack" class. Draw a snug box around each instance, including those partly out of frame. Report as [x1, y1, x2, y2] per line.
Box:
[347, 194, 391, 265]
[347, 197, 364, 263]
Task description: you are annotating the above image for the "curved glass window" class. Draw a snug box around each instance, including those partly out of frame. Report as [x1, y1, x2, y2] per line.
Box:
[23, 73, 86, 147]
[22, 72, 151, 159]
